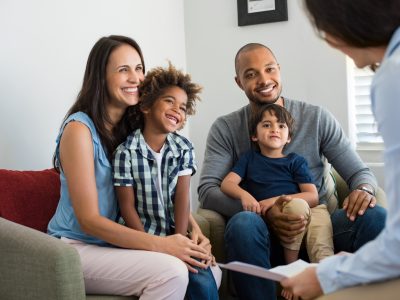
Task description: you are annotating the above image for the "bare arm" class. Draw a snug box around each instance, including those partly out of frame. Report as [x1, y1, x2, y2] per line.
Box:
[221, 172, 260, 213]
[295, 183, 319, 207]
[60, 122, 209, 267]
[115, 186, 144, 232]
[174, 175, 190, 235]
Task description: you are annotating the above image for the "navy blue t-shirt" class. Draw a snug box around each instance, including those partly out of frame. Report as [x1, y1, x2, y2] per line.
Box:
[232, 150, 314, 201]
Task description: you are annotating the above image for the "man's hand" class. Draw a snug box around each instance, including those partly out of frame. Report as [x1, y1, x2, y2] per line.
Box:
[342, 188, 376, 221]
[265, 195, 307, 244]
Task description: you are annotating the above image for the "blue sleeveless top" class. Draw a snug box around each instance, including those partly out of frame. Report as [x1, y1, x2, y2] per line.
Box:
[47, 112, 118, 245]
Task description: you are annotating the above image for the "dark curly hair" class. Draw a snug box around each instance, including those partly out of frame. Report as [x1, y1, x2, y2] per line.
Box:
[250, 104, 295, 148]
[137, 62, 202, 129]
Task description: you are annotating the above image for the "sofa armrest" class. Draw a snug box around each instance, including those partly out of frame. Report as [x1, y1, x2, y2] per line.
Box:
[333, 169, 387, 208]
[315, 277, 400, 300]
[0, 218, 86, 300]
[196, 208, 226, 263]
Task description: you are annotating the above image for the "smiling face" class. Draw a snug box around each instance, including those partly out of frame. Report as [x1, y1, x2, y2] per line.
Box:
[106, 44, 144, 111]
[252, 110, 290, 157]
[142, 86, 188, 134]
[235, 46, 283, 106]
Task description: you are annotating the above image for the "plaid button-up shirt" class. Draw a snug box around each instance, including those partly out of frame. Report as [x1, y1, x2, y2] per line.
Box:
[112, 129, 196, 236]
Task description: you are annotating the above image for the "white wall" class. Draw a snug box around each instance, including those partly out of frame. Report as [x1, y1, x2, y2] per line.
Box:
[0, 1, 383, 209]
[0, 0, 187, 170]
[184, 0, 352, 209]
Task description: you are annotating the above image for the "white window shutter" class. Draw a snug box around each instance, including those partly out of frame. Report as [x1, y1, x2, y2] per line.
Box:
[352, 65, 383, 144]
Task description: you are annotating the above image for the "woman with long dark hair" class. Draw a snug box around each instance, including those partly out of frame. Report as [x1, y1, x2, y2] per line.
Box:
[48, 35, 215, 299]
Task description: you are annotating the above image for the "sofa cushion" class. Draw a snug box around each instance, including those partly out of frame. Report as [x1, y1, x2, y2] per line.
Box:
[0, 169, 60, 232]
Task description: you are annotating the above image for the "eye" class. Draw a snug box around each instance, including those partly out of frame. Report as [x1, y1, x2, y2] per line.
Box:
[245, 72, 255, 79]
[136, 65, 143, 72]
[119, 67, 128, 72]
[279, 124, 287, 129]
[262, 123, 271, 128]
[180, 106, 187, 113]
[266, 66, 276, 73]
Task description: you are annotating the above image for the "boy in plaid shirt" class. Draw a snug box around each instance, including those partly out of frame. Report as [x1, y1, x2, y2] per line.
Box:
[112, 63, 220, 299]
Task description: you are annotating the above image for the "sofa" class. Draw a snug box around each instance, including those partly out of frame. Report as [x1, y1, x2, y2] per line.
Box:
[0, 168, 210, 300]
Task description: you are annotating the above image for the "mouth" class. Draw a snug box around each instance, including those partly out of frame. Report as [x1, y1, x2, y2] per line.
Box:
[257, 83, 275, 96]
[166, 113, 179, 125]
[122, 87, 138, 94]
[269, 135, 280, 139]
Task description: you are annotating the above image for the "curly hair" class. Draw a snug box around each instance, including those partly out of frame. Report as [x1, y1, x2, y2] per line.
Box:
[138, 62, 202, 128]
[250, 104, 295, 148]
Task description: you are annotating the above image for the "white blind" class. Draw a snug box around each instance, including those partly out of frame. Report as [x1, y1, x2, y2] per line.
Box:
[352, 65, 383, 144]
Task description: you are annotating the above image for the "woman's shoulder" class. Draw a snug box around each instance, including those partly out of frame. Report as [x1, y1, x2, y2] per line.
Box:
[58, 112, 99, 144]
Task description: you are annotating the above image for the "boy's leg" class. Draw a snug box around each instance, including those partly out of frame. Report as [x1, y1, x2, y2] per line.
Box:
[186, 265, 219, 300]
[61, 237, 188, 300]
[306, 204, 334, 263]
[281, 198, 311, 259]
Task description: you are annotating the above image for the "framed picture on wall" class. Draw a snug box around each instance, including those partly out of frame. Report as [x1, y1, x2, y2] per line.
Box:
[237, 0, 288, 26]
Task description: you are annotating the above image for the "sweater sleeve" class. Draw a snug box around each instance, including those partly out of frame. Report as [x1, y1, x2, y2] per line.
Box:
[198, 118, 242, 217]
[318, 108, 377, 192]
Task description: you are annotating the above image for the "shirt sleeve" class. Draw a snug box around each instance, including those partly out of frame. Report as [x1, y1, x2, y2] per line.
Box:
[291, 155, 314, 184]
[179, 146, 197, 176]
[112, 147, 135, 187]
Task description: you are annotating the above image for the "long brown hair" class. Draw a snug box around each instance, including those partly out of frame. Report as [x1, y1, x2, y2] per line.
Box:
[53, 35, 145, 169]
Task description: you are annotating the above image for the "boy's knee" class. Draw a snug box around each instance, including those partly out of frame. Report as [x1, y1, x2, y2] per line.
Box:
[283, 198, 311, 220]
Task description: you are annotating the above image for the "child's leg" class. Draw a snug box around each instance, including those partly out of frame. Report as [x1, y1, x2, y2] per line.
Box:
[281, 198, 311, 264]
[306, 204, 334, 262]
[186, 264, 219, 300]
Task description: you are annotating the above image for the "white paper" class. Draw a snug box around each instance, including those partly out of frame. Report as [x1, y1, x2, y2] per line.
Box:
[218, 259, 316, 282]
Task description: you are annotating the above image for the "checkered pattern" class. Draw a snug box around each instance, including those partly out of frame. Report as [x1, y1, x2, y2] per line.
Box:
[113, 129, 196, 236]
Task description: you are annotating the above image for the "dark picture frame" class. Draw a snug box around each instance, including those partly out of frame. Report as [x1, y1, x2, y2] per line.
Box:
[237, 0, 288, 26]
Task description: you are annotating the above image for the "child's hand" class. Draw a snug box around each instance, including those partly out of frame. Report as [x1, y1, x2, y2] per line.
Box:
[241, 195, 261, 213]
[189, 225, 214, 266]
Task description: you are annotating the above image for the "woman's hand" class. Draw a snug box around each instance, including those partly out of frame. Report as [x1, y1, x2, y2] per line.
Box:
[189, 217, 215, 267]
[281, 267, 323, 299]
[162, 234, 210, 273]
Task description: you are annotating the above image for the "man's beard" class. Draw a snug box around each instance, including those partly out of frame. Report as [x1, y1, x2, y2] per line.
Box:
[249, 94, 280, 106]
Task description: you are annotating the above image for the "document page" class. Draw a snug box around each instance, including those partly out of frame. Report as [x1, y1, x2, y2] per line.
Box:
[219, 259, 316, 282]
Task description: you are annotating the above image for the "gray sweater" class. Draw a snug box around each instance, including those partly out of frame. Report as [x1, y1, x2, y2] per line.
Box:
[198, 98, 377, 217]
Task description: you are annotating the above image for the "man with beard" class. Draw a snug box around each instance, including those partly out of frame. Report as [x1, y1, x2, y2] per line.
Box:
[197, 43, 386, 300]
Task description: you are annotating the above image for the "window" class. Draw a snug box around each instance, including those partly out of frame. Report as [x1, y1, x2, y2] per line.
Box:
[347, 59, 385, 187]
[347, 59, 383, 149]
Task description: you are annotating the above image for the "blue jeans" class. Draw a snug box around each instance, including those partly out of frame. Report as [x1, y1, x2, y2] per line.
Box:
[224, 207, 386, 300]
[186, 264, 218, 300]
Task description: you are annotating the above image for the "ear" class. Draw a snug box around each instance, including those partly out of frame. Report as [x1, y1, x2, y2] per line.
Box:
[140, 105, 150, 115]
[251, 135, 258, 142]
[286, 136, 291, 144]
[235, 76, 243, 90]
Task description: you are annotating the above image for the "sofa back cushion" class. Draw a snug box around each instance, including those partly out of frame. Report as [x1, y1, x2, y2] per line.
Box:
[0, 169, 60, 232]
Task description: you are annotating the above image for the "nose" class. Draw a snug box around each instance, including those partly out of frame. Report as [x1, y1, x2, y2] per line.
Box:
[128, 70, 142, 84]
[258, 71, 270, 85]
[271, 124, 279, 132]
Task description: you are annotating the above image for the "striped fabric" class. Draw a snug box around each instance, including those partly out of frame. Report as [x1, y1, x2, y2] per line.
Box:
[113, 129, 196, 236]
